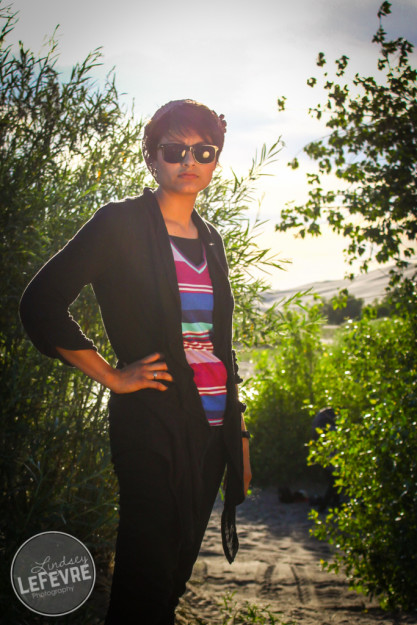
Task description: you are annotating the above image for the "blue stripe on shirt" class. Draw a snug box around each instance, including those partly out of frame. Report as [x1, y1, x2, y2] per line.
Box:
[201, 394, 227, 412]
[179, 291, 213, 310]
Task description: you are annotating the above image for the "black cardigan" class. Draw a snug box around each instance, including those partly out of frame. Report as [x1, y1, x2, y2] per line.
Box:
[19, 187, 244, 563]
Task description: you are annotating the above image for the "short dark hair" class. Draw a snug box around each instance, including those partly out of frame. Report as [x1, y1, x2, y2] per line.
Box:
[142, 99, 226, 176]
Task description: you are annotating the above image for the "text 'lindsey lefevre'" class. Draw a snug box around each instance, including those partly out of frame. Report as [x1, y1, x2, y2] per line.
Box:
[16, 554, 92, 594]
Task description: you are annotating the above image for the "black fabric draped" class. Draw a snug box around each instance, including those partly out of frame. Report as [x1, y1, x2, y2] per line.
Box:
[19, 187, 245, 563]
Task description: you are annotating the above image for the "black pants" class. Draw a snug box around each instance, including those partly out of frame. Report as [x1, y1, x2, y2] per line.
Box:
[105, 425, 225, 625]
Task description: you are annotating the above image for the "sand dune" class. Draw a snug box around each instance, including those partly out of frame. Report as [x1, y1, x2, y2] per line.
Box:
[263, 262, 417, 307]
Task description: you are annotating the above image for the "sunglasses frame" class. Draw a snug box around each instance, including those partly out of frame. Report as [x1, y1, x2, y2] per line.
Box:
[157, 143, 219, 165]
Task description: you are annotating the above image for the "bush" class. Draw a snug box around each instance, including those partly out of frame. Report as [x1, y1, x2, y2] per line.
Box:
[363, 296, 393, 319]
[309, 301, 417, 610]
[320, 291, 364, 325]
[244, 302, 324, 486]
[245, 281, 417, 610]
[1, 7, 144, 620]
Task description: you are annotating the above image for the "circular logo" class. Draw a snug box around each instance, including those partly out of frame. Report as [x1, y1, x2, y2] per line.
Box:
[10, 531, 96, 617]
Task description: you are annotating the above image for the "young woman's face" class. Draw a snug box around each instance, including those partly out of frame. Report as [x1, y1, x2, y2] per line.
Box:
[152, 130, 218, 197]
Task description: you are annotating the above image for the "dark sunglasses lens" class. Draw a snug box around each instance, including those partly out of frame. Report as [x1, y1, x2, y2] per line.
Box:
[163, 144, 187, 163]
[194, 145, 216, 163]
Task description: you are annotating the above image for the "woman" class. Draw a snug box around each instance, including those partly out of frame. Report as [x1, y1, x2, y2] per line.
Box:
[20, 99, 251, 624]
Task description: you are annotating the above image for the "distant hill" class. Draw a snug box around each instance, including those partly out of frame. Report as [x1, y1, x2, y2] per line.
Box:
[263, 262, 417, 307]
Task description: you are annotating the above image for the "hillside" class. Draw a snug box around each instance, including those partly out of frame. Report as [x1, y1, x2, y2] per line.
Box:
[263, 262, 417, 307]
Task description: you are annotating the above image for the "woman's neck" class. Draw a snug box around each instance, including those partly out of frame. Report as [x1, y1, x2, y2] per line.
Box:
[155, 186, 198, 238]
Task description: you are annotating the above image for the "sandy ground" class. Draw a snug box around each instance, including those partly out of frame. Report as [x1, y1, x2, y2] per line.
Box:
[177, 488, 417, 625]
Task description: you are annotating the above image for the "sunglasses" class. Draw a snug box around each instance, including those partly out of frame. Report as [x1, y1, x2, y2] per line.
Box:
[157, 143, 219, 164]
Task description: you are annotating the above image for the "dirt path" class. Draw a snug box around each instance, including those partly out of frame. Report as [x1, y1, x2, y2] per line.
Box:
[178, 488, 417, 625]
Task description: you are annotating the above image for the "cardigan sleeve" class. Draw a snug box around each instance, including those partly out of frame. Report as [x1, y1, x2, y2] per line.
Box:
[19, 203, 117, 363]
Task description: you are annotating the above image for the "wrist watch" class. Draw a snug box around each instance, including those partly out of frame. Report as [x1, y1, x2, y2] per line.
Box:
[241, 430, 251, 439]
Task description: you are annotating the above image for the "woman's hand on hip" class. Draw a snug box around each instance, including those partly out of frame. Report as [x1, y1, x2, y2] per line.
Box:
[55, 347, 172, 393]
[110, 352, 173, 393]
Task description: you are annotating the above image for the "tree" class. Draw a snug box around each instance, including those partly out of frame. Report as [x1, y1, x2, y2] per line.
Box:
[0, 5, 283, 622]
[276, 1, 417, 277]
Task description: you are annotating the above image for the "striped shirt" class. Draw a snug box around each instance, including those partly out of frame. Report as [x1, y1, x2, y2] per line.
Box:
[170, 238, 227, 426]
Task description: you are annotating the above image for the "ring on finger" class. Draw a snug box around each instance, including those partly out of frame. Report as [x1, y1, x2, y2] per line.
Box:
[153, 372, 157, 381]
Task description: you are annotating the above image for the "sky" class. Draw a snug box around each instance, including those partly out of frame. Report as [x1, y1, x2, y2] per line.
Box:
[6, 0, 417, 289]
